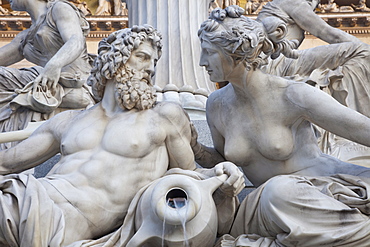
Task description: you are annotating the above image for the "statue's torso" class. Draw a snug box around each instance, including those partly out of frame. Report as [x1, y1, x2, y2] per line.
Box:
[21, 1, 91, 75]
[40, 104, 174, 239]
[209, 82, 342, 186]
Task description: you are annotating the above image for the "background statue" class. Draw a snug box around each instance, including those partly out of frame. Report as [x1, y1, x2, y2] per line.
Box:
[256, 0, 359, 48]
[0, 0, 94, 149]
[244, 0, 267, 14]
[210, 0, 240, 11]
[321, 0, 340, 12]
[69, 0, 92, 16]
[0, 0, 8, 15]
[193, 6, 370, 246]
[352, 0, 370, 12]
[256, 0, 370, 165]
[95, 0, 126, 15]
[0, 26, 244, 246]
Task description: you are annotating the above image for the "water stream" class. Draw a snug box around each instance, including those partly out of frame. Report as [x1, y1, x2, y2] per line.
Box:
[162, 188, 190, 247]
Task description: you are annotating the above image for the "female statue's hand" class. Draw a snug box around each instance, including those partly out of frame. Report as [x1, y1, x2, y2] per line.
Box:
[33, 65, 61, 94]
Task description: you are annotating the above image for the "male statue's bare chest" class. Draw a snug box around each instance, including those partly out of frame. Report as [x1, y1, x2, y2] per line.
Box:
[61, 109, 167, 158]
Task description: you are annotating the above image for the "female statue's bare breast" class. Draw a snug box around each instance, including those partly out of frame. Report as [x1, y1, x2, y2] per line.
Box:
[215, 86, 296, 166]
[222, 113, 295, 166]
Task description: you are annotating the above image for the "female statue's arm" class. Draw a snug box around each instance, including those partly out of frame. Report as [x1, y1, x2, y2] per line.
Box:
[33, 2, 86, 91]
[288, 83, 370, 147]
[191, 92, 227, 168]
[283, 0, 359, 44]
[0, 30, 27, 66]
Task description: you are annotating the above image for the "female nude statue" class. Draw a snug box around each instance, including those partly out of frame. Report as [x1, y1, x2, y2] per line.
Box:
[256, 0, 370, 116]
[256, 0, 370, 163]
[193, 6, 370, 246]
[0, 0, 93, 149]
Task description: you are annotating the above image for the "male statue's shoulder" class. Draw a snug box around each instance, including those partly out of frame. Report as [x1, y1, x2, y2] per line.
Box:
[47, 109, 82, 129]
[34, 109, 83, 139]
[153, 101, 190, 123]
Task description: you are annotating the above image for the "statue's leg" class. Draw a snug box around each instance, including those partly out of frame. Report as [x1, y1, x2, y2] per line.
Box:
[0, 174, 66, 247]
[230, 175, 370, 247]
[0, 66, 40, 92]
[0, 66, 42, 149]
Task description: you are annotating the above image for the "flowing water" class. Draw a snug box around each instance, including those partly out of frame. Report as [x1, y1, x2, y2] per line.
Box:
[162, 189, 190, 247]
[174, 198, 189, 247]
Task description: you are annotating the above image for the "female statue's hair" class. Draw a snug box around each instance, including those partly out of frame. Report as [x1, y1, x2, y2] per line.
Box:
[198, 6, 298, 70]
[88, 25, 162, 101]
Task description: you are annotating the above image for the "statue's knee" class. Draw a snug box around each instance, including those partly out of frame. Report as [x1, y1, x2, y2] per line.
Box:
[60, 88, 94, 109]
[260, 175, 309, 206]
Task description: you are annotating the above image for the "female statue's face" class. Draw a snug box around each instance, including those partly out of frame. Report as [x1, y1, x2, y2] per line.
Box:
[199, 39, 235, 83]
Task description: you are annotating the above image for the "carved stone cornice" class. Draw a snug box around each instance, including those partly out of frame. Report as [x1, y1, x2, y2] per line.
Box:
[1, 12, 370, 40]
[0, 16, 128, 40]
[316, 12, 370, 34]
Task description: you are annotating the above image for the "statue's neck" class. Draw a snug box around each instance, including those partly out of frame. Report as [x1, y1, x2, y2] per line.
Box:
[101, 81, 124, 117]
[230, 68, 264, 94]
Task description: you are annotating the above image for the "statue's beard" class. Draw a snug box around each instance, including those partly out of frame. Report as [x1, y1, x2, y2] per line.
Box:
[114, 68, 157, 111]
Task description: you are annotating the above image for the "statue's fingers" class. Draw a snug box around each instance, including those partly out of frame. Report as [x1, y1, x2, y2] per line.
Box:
[214, 163, 224, 176]
[233, 176, 245, 195]
[41, 77, 48, 89]
[32, 77, 41, 93]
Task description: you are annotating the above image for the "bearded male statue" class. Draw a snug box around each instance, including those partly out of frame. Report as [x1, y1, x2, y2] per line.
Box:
[0, 25, 244, 246]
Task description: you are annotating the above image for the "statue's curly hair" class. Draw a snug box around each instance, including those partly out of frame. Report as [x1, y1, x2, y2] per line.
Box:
[198, 6, 298, 70]
[88, 25, 162, 101]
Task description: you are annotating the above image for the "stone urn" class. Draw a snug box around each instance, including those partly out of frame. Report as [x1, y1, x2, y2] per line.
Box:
[126, 173, 228, 247]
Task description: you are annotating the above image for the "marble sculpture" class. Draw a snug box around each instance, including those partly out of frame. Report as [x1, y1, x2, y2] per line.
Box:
[0, 0, 94, 149]
[0, 25, 244, 246]
[193, 5, 370, 246]
[257, 0, 370, 167]
[2, 0, 370, 246]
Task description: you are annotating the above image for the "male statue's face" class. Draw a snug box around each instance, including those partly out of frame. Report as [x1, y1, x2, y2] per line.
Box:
[115, 40, 159, 111]
[125, 41, 159, 85]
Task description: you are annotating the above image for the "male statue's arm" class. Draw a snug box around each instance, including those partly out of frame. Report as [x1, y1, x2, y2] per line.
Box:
[190, 121, 243, 234]
[33, 2, 86, 91]
[191, 122, 226, 168]
[160, 102, 230, 176]
[0, 111, 75, 174]
[160, 102, 244, 234]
